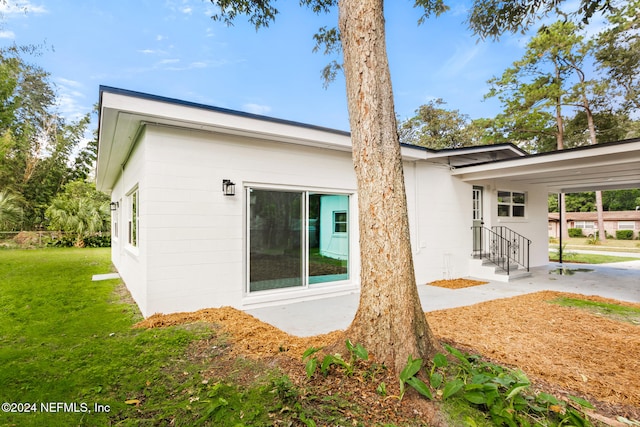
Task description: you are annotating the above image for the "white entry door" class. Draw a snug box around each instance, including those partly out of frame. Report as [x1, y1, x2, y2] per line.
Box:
[472, 186, 483, 252]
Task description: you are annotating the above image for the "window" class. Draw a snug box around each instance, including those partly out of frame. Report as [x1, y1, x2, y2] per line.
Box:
[113, 200, 119, 239]
[248, 188, 350, 292]
[333, 211, 347, 233]
[575, 221, 595, 230]
[128, 188, 139, 247]
[497, 191, 526, 218]
[618, 221, 635, 230]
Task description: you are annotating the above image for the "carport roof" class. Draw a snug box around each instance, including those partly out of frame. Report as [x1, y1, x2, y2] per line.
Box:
[450, 138, 640, 193]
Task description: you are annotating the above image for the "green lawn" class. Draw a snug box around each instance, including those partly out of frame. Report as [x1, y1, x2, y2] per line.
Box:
[549, 251, 640, 264]
[0, 248, 614, 426]
[0, 248, 309, 426]
[549, 296, 640, 325]
[549, 237, 640, 253]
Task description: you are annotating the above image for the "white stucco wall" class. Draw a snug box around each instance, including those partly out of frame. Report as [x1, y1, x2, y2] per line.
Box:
[478, 180, 550, 268]
[407, 162, 474, 284]
[137, 125, 360, 315]
[110, 128, 148, 315]
[107, 123, 551, 318]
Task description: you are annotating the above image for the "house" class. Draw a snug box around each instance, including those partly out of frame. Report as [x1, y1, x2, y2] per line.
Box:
[549, 211, 640, 239]
[96, 86, 640, 317]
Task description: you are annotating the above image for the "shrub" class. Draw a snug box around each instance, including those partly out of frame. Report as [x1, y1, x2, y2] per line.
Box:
[83, 234, 111, 248]
[568, 228, 584, 238]
[13, 231, 44, 248]
[616, 230, 634, 240]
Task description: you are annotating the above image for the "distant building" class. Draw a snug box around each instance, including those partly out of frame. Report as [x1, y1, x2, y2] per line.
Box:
[549, 211, 640, 239]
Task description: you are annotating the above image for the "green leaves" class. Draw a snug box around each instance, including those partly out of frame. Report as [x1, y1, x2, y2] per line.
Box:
[302, 339, 368, 379]
[303, 341, 595, 426]
[425, 345, 595, 426]
[398, 355, 425, 400]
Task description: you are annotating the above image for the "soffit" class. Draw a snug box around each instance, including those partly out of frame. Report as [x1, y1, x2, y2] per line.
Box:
[451, 140, 640, 193]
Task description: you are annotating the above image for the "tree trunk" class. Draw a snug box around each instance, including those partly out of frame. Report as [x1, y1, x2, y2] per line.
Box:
[582, 96, 607, 242]
[338, 0, 439, 373]
[554, 80, 569, 239]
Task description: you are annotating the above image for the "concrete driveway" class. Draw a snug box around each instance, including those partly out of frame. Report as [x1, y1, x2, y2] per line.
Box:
[246, 254, 640, 337]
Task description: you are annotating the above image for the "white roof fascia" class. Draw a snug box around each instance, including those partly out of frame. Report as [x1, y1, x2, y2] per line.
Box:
[424, 144, 525, 161]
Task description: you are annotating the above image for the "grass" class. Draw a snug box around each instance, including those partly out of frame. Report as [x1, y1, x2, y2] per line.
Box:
[549, 237, 640, 253]
[549, 251, 640, 264]
[0, 248, 347, 426]
[550, 296, 640, 325]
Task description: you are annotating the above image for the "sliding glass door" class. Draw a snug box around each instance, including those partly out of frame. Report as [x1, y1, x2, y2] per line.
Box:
[248, 189, 303, 292]
[248, 187, 350, 293]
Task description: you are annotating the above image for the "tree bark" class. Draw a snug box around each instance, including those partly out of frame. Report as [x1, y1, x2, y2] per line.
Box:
[338, 0, 439, 373]
[554, 89, 570, 239]
[582, 95, 607, 242]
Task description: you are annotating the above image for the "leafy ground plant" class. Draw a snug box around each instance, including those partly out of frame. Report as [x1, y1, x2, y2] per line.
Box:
[401, 344, 596, 426]
[302, 339, 369, 378]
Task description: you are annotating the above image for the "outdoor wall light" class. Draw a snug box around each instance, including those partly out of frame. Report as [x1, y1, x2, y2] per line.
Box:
[110, 202, 117, 211]
[222, 179, 236, 196]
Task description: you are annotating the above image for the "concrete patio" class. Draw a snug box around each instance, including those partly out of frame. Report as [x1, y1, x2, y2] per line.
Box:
[246, 253, 640, 337]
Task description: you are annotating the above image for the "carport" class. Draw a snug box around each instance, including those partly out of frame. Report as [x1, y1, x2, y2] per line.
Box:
[449, 138, 640, 193]
[450, 137, 640, 264]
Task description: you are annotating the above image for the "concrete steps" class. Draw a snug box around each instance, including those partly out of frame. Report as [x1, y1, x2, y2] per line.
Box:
[468, 257, 532, 282]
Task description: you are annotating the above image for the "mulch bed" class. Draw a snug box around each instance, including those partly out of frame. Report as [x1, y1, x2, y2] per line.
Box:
[135, 290, 640, 423]
[427, 278, 488, 289]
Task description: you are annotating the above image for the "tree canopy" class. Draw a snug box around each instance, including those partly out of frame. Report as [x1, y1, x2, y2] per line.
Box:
[398, 99, 488, 149]
[0, 44, 97, 230]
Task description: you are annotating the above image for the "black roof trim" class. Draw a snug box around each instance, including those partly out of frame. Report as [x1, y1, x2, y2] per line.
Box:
[99, 85, 351, 137]
[454, 137, 640, 169]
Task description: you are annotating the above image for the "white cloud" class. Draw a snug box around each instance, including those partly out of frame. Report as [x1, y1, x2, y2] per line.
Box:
[0, 1, 47, 16]
[57, 77, 83, 88]
[157, 58, 229, 71]
[54, 78, 88, 122]
[243, 103, 272, 115]
[439, 43, 484, 77]
[180, 6, 192, 15]
[0, 30, 15, 39]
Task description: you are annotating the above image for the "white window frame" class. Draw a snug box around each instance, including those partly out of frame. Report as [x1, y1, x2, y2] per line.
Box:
[618, 221, 635, 230]
[112, 198, 122, 241]
[333, 210, 347, 234]
[245, 184, 352, 296]
[497, 190, 526, 218]
[127, 186, 139, 249]
[574, 221, 596, 230]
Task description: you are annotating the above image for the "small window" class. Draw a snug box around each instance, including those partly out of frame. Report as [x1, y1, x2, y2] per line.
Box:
[128, 188, 139, 247]
[333, 211, 347, 233]
[618, 221, 635, 230]
[575, 221, 595, 230]
[497, 191, 526, 218]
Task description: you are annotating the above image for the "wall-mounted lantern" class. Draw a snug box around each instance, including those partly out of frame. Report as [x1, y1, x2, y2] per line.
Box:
[222, 179, 236, 196]
[110, 202, 117, 211]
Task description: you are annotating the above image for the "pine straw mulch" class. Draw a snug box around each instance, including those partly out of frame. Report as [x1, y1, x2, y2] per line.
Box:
[135, 290, 640, 424]
[427, 278, 488, 289]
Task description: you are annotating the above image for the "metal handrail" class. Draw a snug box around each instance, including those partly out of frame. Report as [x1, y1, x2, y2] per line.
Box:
[472, 225, 531, 274]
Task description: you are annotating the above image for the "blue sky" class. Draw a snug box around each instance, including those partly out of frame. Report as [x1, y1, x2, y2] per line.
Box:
[2, 0, 561, 132]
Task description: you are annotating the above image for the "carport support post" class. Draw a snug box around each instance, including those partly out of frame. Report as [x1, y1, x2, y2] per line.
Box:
[558, 193, 563, 264]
